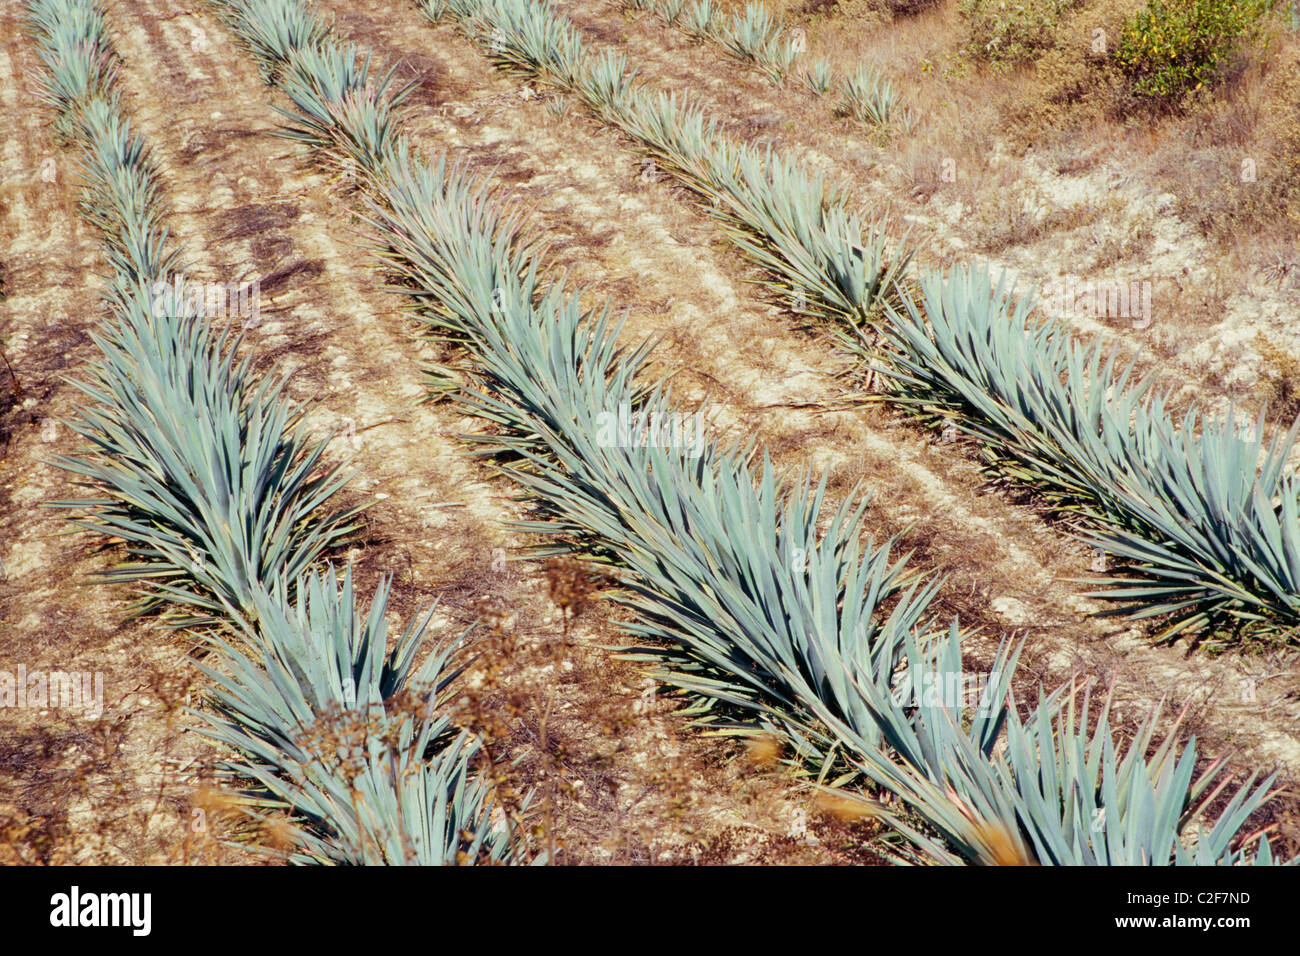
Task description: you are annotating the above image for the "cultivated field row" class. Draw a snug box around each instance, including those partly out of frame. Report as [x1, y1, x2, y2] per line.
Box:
[23, 0, 546, 864]
[4, 0, 839, 864]
[423, 0, 1300, 651]
[305, 0, 1300, 795]
[3, 0, 1297, 864]
[377, 0, 1300, 764]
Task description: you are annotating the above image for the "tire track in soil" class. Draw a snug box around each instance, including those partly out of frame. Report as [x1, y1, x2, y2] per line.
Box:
[312, 0, 1300, 839]
[117, 0, 842, 864]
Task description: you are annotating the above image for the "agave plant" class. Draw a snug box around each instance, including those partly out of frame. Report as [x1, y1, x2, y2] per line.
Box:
[438, 3, 913, 328]
[575, 82, 912, 328]
[684, 0, 717, 39]
[24, 0, 120, 137]
[577, 49, 638, 120]
[802, 56, 834, 95]
[758, 37, 799, 85]
[66, 99, 184, 286]
[718, 1, 781, 65]
[194, 565, 523, 865]
[845, 635, 1284, 866]
[706, 147, 913, 330]
[996, 687, 1281, 866]
[259, 0, 934, 769]
[416, 0, 1292, 857]
[31, 7, 358, 627]
[276, 43, 414, 178]
[467, 0, 585, 89]
[658, 0, 686, 25]
[878, 266, 1300, 641]
[432, 0, 915, 333]
[544, 92, 571, 119]
[836, 64, 901, 130]
[53, 277, 362, 625]
[205, 0, 330, 77]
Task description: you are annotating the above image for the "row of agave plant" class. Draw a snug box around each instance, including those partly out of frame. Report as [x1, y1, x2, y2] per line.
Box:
[426, 0, 1300, 650]
[206, 0, 1288, 863]
[24, 0, 523, 865]
[617, 0, 909, 132]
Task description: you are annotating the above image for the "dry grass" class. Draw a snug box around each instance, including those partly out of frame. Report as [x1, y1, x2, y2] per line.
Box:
[1253, 332, 1300, 423]
[0, 663, 265, 865]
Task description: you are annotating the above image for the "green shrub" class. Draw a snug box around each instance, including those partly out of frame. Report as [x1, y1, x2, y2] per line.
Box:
[1115, 0, 1271, 101]
[960, 0, 1079, 64]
